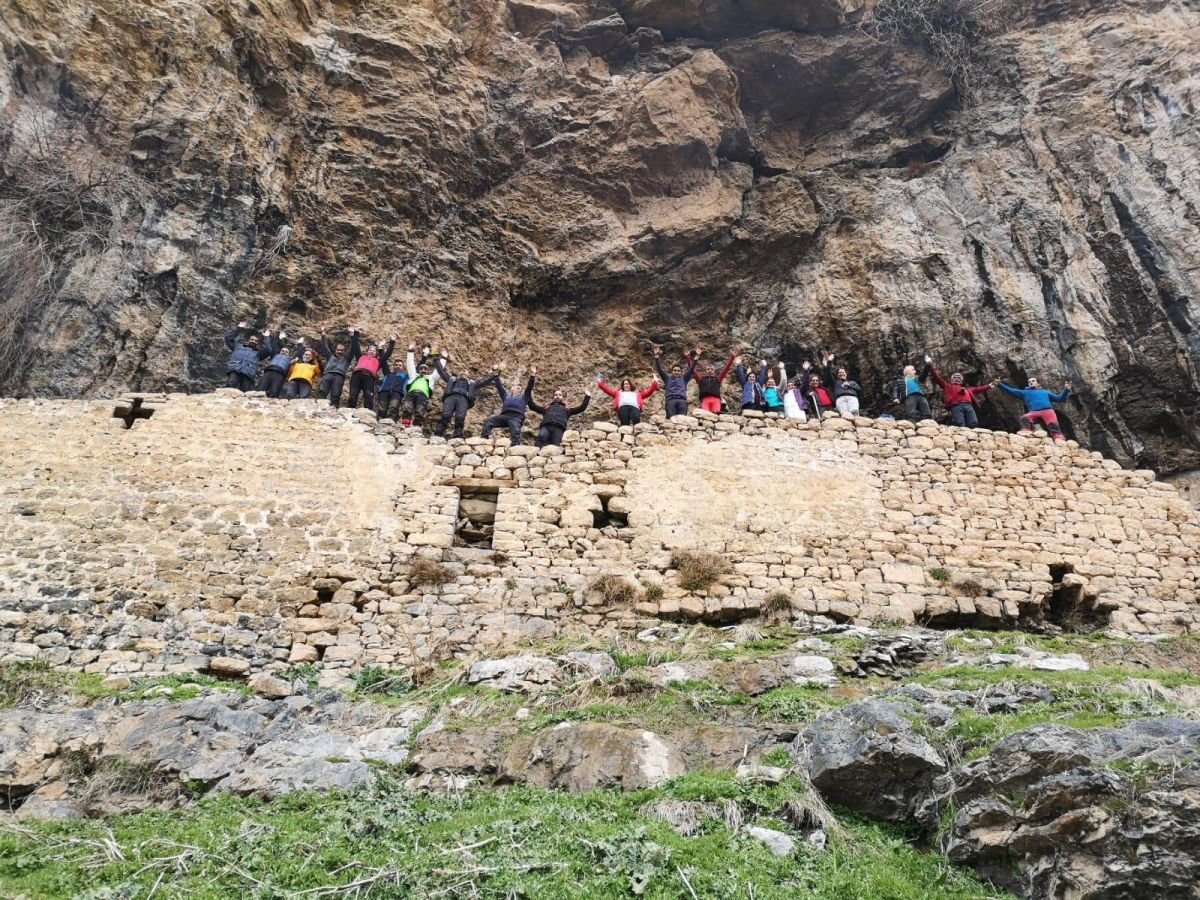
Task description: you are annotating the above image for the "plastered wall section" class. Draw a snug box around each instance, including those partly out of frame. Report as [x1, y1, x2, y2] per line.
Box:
[0, 392, 1196, 677]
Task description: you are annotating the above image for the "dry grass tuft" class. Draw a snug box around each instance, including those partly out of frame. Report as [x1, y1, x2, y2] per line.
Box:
[409, 557, 454, 588]
[671, 550, 730, 593]
[589, 574, 638, 605]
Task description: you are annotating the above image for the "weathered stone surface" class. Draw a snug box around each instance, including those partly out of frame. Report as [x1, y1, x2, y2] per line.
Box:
[500, 723, 685, 792]
[793, 699, 948, 823]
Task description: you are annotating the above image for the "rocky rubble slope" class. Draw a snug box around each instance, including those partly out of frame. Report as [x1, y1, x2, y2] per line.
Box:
[3, 622, 1199, 897]
[1, 0, 1199, 475]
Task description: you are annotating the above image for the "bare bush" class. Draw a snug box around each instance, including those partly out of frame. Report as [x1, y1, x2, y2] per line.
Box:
[671, 550, 730, 594]
[0, 111, 150, 387]
[861, 0, 1015, 104]
[588, 574, 637, 606]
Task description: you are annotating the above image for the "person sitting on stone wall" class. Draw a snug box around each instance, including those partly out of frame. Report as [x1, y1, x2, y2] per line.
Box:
[995, 376, 1073, 442]
[823, 353, 864, 416]
[929, 357, 991, 428]
[318, 327, 352, 408]
[597, 374, 659, 426]
[525, 369, 592, 448]
[223, 321, 273, 392]
[692, 347, 737, 415]
[346, 330, 396, 411]
[477, 366, 532, 444]
[375, 361, 408, 421]
[762, 371, 785, 415]
[258, 335, 293, 399]
[434, 353, 487, 439]
[735, 354, 769, 413]
[806, 369, 834, 420]
[397, 344, 445, 425]
[653, 346, 696, 419]
[284, 345, 322, 400]
[890, 356, 934, 421]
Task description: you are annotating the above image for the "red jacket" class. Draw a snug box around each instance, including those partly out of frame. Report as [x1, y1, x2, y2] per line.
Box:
[931, 366, 991, 407]
[597, 380, 658, 411]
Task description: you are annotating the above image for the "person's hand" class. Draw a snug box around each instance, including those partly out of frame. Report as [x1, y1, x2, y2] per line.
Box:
[319, 326, 326, 336]
[1065, 381, 1074, 390]
[297, 336, 305, 344]
[990, 379, 1000, 387]
[423, 346, 431, 356]
[262, 328, 272, 337]
[693, 347, 702, 357]
[390, 332, 398, 342]
[407, 342, 416, 352]
[924, 353, 933, 364]
[584, 388, 593, 397]
[350, 325, 360, 335]
[279, 330, 288, 340]
[238, 320, 248, 329]
[529, 365, 537, 376]
[802, 360, 811, 370]
[492, 362, 501, 373]
[893, 398, 900, 404]
[653, 346, 662, 358]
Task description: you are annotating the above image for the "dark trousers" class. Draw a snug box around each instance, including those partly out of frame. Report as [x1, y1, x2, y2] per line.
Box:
[227, 372, 254, 392]
[536, 423, 565, 448]
[618, 406, 641, 426]
[258, 369, 286, 398]
[285, 380, 312, 400]
[376, 390, 397, 418]
[347, 370, 376, 409]
[905, 393, 932, 421]
[400, 392, 430, 420]
[950, 402, 978, 428]
[436, 394, 469, 437]
[320, 373, 345, 407]
[665, 397, 687, 418]
[482, 412, 523, 444]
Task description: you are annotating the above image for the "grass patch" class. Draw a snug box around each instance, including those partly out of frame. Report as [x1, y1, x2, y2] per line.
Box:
[642, 583, 665, 602]
[589, 574, 638, 605]
[671, 550, 730, 593]
[757, 686, 846, 724]
[0, 661, 100, 709]
[409, 557, 454, 588]
[0, 774, 1009, 899]
[929, 568, 951, 583]
[353, 666, 416, 700]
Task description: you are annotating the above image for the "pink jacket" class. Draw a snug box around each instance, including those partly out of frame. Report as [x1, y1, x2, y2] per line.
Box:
[597, 380, 658, 411]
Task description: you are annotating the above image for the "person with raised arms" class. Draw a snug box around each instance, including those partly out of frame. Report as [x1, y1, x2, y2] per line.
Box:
[596, 373, 659, 426]
[652, 346, 697, 419]
[477, 365, 532, 445]
[525, 370, 592, 448]
[995, 376, 1073, 442]
[223, 321, 273, 392]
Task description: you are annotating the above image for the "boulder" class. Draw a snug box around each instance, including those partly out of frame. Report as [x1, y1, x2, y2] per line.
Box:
[467, 656, 562, 693]
[793, 699, 947, 823]
[744, 825, 796, 857]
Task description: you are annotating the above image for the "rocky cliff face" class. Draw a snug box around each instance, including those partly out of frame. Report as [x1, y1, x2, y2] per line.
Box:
[1, 0, 1198, 473]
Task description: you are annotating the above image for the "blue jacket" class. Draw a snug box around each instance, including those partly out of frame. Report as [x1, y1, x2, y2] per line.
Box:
[654, 355, 697, 399]
[998, 382, 1069, 412]
[265, 351, 292, 373]
[477, 374, 530, 419]
[379, 370, 408, 394]
[736, 362, 768, 405]
[224, 327, 271, 378]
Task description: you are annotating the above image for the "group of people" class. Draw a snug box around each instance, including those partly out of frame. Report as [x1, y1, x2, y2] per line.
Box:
[223, 324, 1075, 445]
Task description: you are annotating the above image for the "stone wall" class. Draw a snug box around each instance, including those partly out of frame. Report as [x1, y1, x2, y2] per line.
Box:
[1, 391, 1197, 677]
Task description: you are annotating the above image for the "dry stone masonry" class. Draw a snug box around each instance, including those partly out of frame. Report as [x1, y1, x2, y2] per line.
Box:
[1, 391, 1197, 678]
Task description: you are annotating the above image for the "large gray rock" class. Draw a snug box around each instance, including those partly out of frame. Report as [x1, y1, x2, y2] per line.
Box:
[466, 656, 563, 693]
[935, 719, 1200, 899]
[792, 699, 948, 823]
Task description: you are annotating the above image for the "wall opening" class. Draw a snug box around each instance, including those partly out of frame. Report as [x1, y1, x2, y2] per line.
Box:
[1046, 563, 1104, 633]
[456, 487, 498, 547]
[592, 494, 628, 530]
[112, 397, 156, 429]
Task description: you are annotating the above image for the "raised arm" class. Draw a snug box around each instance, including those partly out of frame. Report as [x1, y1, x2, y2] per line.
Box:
[567, 392, 592, 417]
[1052, 384, 1072, 403]
[224, 324, 243, 351]
[653, 356, 669, 383]
[735, 362, 748, 386]
[718, 351, 737, 382]
[639, 379, 659, 401]
[757, 361, 769, 384]
[434, 357, 451, 383]
[379, 337, 396, 366]
[996, 381, 1022, 398]
[524, 376, 546, 414]
[929, 364, 950, 392]
[405, 345, 418, 380]
[685, 352, 697, 381]
[349, 330, 362, 363]
[597, 379, 618, 398]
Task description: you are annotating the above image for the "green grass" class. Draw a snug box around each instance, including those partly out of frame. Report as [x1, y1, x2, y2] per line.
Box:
[756, 685, 847, 723]
[0, 662, 251, 709]
[0, 774, 1010, 899]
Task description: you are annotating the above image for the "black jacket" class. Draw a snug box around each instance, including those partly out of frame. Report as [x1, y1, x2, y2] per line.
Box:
[526, 377, 590, 427]
[823, 363, 862, 401]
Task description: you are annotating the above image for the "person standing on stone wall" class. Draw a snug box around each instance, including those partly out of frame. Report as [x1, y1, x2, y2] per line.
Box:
[596, 374, 659, 426]
[284, 346, 322, 399]
[525, 370, 592, 447]
[653, 346, 696, 419]
[692, 347, 737, 415]
[890, 357, 933, 421]
[822, 353, 864, 416]
[375, 360, 408, 421]
[779, 370, 809, 421]
[735, 354, 769, 413]
[318, 327, 352, 408]
[929, 357, 991, 428]
[398, 344, 445, 425]
[434, 353, 486, 439]
[477, 366, 532, 444]
[346, 331, 396, 411]
[223, 322, 273, 392]
[258, 336, 293, 398]
[995, 376, 1073, 442]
